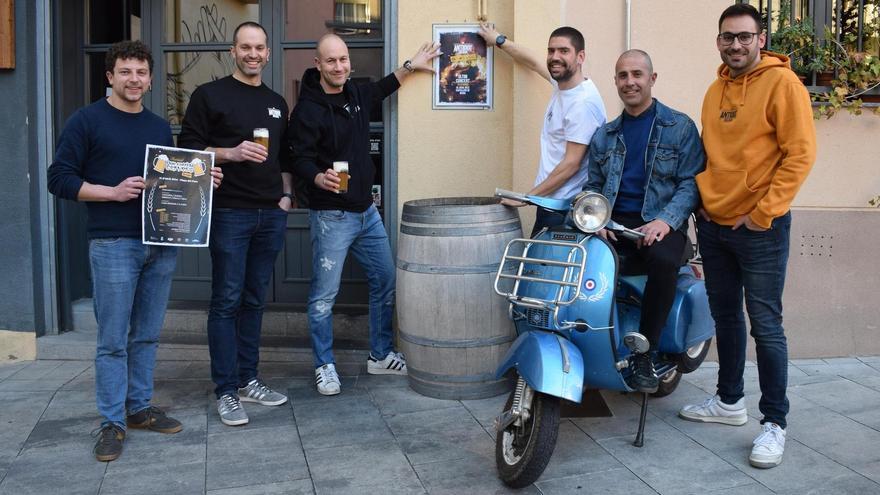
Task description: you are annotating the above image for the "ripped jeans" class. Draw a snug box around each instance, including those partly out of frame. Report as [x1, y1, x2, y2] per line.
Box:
[307, 205, 395, 367]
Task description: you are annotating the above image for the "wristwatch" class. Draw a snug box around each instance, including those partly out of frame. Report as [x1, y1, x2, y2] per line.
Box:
[403, 60, 415, 73]
[281, 192, 294, 200]
[495, 34, 507, 47]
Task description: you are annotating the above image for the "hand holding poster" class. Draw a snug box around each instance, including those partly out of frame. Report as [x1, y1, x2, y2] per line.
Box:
[142, 145, 215, 247]
[433, 24, 493, 109]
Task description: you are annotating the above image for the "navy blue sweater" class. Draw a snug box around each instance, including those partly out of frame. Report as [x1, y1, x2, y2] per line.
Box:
[47, 98, 173, 239]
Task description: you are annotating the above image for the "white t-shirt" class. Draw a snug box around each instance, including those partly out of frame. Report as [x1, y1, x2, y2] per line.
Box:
[535, 78, 606, 199]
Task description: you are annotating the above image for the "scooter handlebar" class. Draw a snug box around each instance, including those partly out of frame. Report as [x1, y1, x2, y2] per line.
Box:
[494, 188, 531, 204]
[606, 220, 646, 241]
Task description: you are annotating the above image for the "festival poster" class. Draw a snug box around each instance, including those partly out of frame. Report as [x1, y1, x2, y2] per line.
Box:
[433, 24, 493, 109]
[142, 145, 214, 247]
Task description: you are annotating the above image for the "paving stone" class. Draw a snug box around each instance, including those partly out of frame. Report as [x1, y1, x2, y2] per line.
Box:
[788, 378, 880, 418]
[384, 404, 481, 436]
[394, 419, 493, 466]
[1, 361, 64, 380]
[101, 461, 205, 495]
[353, 373, 409, 390]
[368, 385, 461, 416]
[413, 450, 537, 494]
[0, 391, 54, 459]
[0, 442, 106, 495]
[537, 421, 626, 482]
[844, 374, 880, 393]
[570, 391, 666, 442]
[706, 483, 775, 494]
[596, 421, 753, 495]
[151, 379, 215, 413]
[294, 396, 393, 450]
[288, 378, 369, 405]
[795, 362, 880, 379]
[460, 393, 509, 430]
[307, 442, 424, 494]
[0, 362, 31, 381]
[207, 400, 295, 434]
[206, 425, 309, 491]
[109, 411, 207, 469]
[534, 467, 655, 495]
[208, 479, 315, 494]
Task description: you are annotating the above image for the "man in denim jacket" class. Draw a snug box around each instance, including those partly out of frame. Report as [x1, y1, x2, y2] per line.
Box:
[584, 50, 705, 392]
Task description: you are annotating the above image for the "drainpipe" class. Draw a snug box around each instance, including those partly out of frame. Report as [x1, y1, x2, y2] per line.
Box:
[626, 0, 632, 50]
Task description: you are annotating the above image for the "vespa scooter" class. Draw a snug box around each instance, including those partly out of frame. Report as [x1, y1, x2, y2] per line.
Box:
[492, 189, 715, 488]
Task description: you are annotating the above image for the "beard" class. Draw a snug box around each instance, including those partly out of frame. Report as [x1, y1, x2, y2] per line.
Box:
[548, 60, 577, 83]
[235, 57, 266, 76]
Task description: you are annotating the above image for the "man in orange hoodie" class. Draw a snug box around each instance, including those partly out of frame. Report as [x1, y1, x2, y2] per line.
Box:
[678, 4, 816, 470]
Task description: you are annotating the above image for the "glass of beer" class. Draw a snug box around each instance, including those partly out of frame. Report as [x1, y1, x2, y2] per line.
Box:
[333, 161, 349, 194]
[253, 128, 269, 150]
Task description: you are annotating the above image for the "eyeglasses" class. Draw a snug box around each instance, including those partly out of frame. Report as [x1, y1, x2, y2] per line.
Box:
[717, 32, 760, 46]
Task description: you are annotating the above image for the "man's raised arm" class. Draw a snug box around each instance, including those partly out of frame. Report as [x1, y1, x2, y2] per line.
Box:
[478, 22, 551, 82]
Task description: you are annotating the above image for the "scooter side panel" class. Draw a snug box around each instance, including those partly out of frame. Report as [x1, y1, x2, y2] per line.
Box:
[562, 237, 631, 392]
[494, 331, 585, 403]
[657, 271, 716, 353]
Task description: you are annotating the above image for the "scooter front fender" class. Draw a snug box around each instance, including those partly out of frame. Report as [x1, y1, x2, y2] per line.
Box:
[495, 331, 584, 403]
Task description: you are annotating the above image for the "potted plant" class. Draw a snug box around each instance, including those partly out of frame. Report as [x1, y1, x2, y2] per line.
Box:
[770, 11, 817, 81]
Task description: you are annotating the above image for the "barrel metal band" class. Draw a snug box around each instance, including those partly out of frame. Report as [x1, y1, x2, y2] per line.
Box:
[399, 329, 516, 348]
[396, 260, 516, 274]
[399, 219, 521, 237]
[401, 210, 516, 225]
[407, 367, 501, 383]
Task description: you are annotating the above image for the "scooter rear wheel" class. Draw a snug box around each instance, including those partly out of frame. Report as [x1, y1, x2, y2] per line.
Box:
[496, 384, 560, 488]
[676, 337, 713, 374]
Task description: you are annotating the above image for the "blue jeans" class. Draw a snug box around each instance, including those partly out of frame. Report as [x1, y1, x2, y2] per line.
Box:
[697, 212, 791, 429]
[308, 205, 395, 367]
[207, 208, 287, 398]
[90, 238, 178, 430]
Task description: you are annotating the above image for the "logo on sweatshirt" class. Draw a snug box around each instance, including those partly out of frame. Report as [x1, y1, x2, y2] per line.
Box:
[268, 107, 281, 118]
[720, 109, 737, 122]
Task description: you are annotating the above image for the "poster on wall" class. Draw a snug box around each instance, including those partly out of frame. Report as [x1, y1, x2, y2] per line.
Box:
[142, 145, 215, 247]
[433, 24, 493, 109]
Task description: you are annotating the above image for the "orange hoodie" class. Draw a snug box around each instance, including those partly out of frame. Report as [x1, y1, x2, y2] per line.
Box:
[697, 51, 816, 228]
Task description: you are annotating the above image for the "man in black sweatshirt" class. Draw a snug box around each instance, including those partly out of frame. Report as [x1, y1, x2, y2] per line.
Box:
[178, 22, 293, 426]
[48, 41, 221, 462]
[289, 34, 439, 396]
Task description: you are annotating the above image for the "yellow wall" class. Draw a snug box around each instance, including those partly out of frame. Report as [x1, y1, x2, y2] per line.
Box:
[0, 330, 36, 362]
[396, 0, 879, 219]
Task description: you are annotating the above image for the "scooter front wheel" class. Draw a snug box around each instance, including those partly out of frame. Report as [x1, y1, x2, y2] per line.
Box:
[496, 380, 561, 488]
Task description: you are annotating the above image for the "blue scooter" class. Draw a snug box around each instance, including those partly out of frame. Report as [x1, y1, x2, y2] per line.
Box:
[492, 189, 715, 488]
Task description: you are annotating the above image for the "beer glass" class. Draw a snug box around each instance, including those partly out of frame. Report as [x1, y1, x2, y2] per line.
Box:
[253, 128, 269, 150]
[333, 161, 349, 193]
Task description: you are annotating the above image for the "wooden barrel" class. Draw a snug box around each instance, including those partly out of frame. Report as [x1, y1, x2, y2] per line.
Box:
[397, 197, 522, 399]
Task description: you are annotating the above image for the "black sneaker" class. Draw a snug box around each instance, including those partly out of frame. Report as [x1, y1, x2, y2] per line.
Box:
[126, 406, 183, 434]
[629, 352, 659, 393]
[93, 424, 125, 462]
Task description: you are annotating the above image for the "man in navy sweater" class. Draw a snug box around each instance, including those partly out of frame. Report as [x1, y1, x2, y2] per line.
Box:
[48, 41, 222, 462]
[288, 34, 439, 396]
[583, 50, 704, 393]
[178, 22, 294, 426]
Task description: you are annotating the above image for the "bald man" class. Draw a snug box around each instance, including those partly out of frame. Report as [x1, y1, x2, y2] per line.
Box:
[583, 50, 705, 393]
[288, 35, 439, 396]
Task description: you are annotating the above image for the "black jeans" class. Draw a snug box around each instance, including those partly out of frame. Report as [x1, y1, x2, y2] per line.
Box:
[611, 211, 686, 348]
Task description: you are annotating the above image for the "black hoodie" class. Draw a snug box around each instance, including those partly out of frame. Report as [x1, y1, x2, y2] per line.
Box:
[288, 68, 400, 212]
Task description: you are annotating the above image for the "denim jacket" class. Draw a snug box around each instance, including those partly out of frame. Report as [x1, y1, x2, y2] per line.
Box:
[584, 99, 705, 231]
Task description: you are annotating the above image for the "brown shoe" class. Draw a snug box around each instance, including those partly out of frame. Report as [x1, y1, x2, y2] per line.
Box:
[93, 424, 125, 462]
[126, 406, 183, 434]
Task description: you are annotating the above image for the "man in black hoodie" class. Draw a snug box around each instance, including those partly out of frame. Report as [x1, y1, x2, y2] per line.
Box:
[289, 34, 439, 395]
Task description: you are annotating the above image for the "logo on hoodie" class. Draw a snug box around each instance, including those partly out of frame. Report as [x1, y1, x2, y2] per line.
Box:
[720, 109, 737, 122]
[268, 107, 281, 118]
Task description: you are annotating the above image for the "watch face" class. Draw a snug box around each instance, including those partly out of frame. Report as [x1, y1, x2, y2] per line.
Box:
[496, 35, 506, 46]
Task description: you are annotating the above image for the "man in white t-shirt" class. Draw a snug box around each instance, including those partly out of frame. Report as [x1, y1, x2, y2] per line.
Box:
[479, 23, 607, 234]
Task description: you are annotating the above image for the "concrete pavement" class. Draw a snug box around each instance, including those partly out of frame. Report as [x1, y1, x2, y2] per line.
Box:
[1, 351, 879, 494]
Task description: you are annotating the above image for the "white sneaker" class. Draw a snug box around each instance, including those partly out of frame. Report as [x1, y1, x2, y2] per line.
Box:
[367, 351, 407, 375]
[679, 395, 748, 426]
[749, 422, 786, 468]
[315, 364, 341, 396]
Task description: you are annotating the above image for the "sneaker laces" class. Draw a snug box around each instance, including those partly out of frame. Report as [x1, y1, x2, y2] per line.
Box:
[317, 365, 339, 383]
[247, 378, 274, 396]
[219, 394, 242, 413]
[91, 424, 123, 445]
[753, 423, 784, 448]
[635, 353, 654, 377]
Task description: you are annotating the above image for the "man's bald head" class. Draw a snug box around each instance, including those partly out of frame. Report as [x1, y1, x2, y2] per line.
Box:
[314, 33, 351, 94]
[616, 49, 653, 74]
[316, 34, 348, 59]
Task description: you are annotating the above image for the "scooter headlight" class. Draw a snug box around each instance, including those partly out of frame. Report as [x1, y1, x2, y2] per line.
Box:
[570, 192, 610, 233]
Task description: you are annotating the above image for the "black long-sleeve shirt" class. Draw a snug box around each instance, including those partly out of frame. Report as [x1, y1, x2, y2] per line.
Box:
[178, 75, 291, 209]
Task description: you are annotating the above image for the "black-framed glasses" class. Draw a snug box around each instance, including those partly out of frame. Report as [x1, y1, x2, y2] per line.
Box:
[717, 32, 760, 46]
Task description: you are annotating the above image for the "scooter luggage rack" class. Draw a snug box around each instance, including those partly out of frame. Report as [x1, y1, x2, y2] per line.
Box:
[494, 238, 588, 310]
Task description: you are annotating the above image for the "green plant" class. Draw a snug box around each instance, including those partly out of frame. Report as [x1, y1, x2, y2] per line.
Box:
[771, 14, 818, 76]
[812, 39, 880, 118]
[870, 194, 880, 207]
